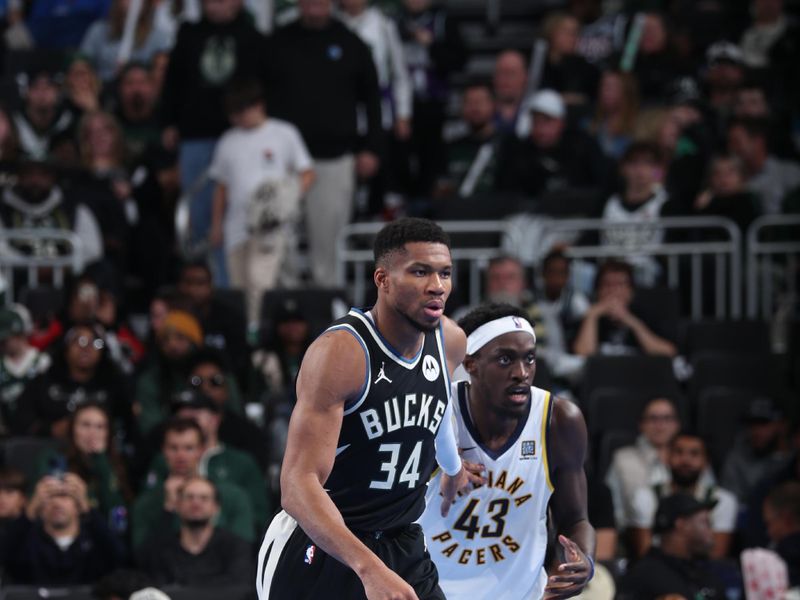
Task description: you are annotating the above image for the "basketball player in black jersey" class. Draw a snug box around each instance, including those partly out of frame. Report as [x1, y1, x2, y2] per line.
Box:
[256, 218, 480, 600]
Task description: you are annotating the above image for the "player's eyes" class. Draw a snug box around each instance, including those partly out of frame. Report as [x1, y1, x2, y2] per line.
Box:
[440, 271, 452, 279]
[525, 354, 536, 364]
[498, 356, 511, 366]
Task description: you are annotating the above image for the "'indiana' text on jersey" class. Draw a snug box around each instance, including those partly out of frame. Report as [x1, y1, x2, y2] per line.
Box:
[418, 382, 554, 600]
[322, 309, 450, 532]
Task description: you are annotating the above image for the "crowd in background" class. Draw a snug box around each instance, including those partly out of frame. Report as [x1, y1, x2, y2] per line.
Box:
[0, 0, 797, 597]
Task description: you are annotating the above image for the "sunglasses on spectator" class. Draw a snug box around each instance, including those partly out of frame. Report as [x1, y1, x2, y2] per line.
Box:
[72, 335, 105, 350]
[189, 374, 225, 388]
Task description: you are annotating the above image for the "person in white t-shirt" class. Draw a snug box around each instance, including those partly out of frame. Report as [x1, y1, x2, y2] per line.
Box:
[629, 432, 737, 560]
[209, 78, 315, 325]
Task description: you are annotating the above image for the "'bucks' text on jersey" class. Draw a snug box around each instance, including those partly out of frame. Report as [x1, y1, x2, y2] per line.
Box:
[323, 309, 451, 532]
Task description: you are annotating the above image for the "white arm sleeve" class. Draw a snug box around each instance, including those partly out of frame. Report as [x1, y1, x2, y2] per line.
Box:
[435, 399, 461, 476]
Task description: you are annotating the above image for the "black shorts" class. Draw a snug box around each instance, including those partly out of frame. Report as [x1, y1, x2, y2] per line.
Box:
[256, 510, 445, 600]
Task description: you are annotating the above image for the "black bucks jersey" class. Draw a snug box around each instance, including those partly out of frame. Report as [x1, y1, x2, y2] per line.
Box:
[323, 308, 451, 532]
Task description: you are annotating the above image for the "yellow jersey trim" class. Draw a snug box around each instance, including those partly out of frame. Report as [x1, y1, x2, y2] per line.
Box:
[541, 391, 554, 492]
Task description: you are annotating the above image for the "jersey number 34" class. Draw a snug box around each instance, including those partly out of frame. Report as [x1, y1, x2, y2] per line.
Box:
[369, 442, 423, 490]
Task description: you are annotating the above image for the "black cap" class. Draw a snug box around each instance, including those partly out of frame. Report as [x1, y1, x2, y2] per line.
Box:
[170, 389, 220, 414]
[743, 396, 783, 423]
[274, 298, 305, 323]
[653, 493, 717, 533]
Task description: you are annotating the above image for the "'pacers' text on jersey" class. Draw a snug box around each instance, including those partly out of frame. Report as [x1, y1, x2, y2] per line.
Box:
[323, 309, 450, 532]
[418, 382, 554, 600]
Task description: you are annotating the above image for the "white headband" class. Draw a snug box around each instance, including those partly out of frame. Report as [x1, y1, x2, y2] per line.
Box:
[466, 315, 536, 355]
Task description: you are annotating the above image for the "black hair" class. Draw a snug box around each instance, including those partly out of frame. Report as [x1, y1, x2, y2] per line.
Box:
[179, 257, 213, 280]
[463, 77, 494, 97]
[765, 481, 800, 524]
[163, 416, 206, 447]
[595, 259, 634, 291]
[224, 77, 266, 116]
[669, 430, 706, 451]
[457, 302, 533, 337]
[116, 60, 149, 83]
[0, 466, 26, 492]
[373, 218, 450, 266]
[93, 569, 154, 600]
[729, 117, 769, 141]
[620, 140, 661, 165]
[542, 250, 569, 271]
[187, 346, 231, 374]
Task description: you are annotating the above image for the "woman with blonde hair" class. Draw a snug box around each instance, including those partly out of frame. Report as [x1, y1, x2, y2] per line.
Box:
[80, 0, 172, 82]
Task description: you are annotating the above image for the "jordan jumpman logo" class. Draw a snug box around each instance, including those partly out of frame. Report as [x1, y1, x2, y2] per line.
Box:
[374, 362, 392, 384]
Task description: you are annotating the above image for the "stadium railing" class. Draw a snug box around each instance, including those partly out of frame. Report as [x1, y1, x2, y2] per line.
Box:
[746, 214, 800, 320]
[337, 216, 742, 319]
[0, 229, 86, 304]
[509, 216, 742, 319]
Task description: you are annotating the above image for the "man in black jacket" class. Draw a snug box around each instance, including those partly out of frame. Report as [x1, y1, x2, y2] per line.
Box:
[137, 476, 252, 588]
[620, 494, 729, 600]
[160, 0, 264, 284]
[263, 0, 383, 286]
[0, 473, 122, 585]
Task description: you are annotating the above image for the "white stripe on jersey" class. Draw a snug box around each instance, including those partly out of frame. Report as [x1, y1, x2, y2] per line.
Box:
[418, 383, 554, 600]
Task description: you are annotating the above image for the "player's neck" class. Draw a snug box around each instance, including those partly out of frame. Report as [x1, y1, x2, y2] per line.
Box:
[368, 305, 425, 359]
[467, 385, 520, 450]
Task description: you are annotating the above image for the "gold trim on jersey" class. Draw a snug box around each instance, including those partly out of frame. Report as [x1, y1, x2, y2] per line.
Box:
[540, 391, 554, 492]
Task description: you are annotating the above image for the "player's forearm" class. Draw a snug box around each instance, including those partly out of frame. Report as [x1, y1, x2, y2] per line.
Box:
[560, 519, 596, 560]
[281, 474, 383, 578]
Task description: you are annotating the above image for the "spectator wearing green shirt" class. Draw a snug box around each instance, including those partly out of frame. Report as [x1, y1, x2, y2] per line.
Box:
[134, 310, 204, 436]
[144, 390, 270, 533]
[132, 418, 253, 549]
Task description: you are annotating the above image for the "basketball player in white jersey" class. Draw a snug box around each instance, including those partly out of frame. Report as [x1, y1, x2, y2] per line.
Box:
[419, 303, 595, 599]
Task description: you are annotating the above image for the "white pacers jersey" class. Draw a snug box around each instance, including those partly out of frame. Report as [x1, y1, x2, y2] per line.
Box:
[418, 381, 554, 600]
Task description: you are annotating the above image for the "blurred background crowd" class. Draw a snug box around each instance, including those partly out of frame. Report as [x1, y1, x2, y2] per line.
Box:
[0, 0, 797, 598]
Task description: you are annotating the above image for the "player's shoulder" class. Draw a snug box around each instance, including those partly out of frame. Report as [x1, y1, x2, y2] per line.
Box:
[298, 326, 368, 398]
[440, 316, 466, 360]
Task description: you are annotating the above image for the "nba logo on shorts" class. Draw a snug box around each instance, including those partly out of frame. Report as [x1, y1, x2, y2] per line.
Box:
[304, 544, 316, 565]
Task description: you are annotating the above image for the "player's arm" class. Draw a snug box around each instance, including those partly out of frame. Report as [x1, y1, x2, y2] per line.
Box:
[437, 317, 484, 515]
[280, 331, 418, 600]
[544, 398, 596, 600]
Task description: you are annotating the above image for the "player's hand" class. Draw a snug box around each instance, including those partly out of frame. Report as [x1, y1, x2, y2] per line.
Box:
[360, 562, 419, 599]
[543, 535, 593, 599]
[439, 461, 485, 517]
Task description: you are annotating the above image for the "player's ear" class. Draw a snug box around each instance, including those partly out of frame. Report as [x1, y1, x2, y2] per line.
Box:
[463, 354, 477, 375]
[374, 265, 389, 290]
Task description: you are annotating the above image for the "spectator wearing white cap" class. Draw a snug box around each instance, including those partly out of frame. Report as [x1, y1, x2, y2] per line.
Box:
[0, 304, 50, 435]
[704, 41, 746, 115]
[496, 88, 609, 213]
